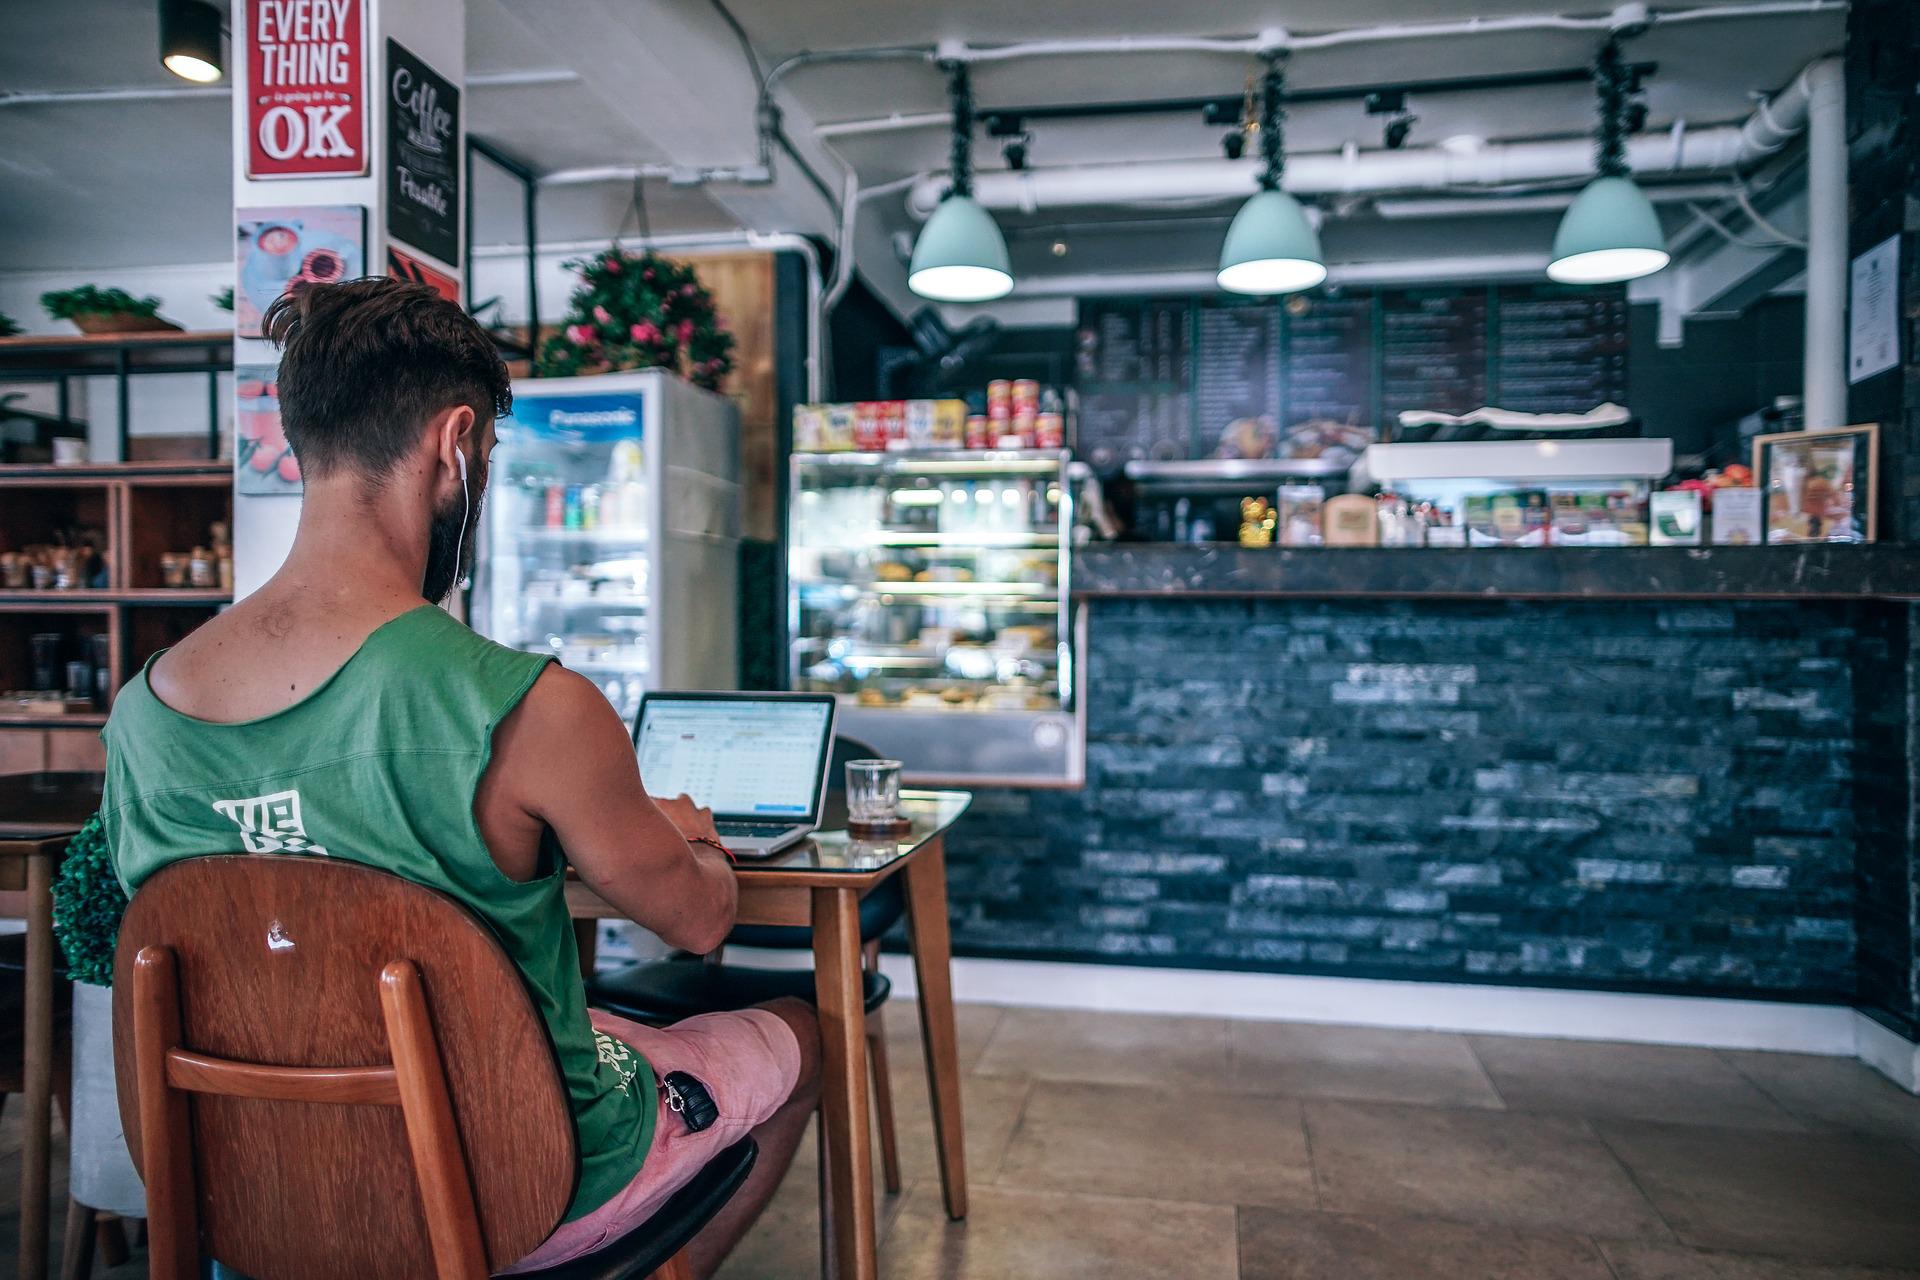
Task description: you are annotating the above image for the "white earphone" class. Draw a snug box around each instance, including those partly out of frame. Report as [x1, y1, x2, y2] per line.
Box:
[452, 448, 471, 591]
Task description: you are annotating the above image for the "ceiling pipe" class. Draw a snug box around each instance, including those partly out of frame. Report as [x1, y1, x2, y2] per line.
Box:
[1372, 182, 1735, 218]
[905, 57, 1835, 218]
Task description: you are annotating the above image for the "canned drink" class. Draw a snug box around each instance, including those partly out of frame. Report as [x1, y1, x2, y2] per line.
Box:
[853, 402, 886, 452]
[581, 485, 600, 530]
[883, 400, 909, 449]
[1035, 412, 1065, 449]
[965, 415, 992, 449]
[545, 484, 565, 528]
[1012, 379, 1040, 414]
[986, 379, 1012, 422]
[563, 485, 583, 529]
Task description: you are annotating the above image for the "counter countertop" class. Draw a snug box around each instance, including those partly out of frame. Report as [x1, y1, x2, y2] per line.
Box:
[1071, 543, 1920, 601]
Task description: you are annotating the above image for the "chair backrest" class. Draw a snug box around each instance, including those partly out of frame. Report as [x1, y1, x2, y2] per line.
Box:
[112, 855, 575, 1280]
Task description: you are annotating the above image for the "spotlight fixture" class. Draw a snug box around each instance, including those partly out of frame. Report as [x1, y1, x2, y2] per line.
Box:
[1548, 36, 1668, 284]
[909, 61, 1013, 302]
[158, 0, 224, 83]
[1221, 130, 1246, 161]
[1217, 51, 1326, 295]
[1364, 90, 1417, 152]
[1002, 134, 1032, 172]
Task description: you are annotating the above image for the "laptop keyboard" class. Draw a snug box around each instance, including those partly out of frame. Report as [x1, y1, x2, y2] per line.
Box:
[716, 822, 797, 839]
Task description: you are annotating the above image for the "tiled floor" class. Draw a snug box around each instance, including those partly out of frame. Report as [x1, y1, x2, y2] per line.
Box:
[6, 1003, 1920, 1279]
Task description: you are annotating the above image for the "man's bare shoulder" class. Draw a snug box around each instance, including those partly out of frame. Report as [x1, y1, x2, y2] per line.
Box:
[500, 664, 628, 742]
[150, 594, 416, 722]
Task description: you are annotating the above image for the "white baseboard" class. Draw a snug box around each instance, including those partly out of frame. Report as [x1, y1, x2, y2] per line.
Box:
[723, 946, 1920, 1093]
[1855, 1012, 1920, 1092]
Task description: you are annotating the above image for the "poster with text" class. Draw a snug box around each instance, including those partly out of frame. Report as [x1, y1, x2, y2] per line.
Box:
[235, 206, 366, 338]
[246, 0, 368, 178]
[235, 364, 303, 496]
[386, 39, 460, 266]
[387, 242, 460, 303]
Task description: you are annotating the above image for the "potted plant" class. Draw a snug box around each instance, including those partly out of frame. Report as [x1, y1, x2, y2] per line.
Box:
[50, 813, 145, 1219]
[40, 285, 181, 336]
[534, 246, 735, 391]
[0, 309, 21, 338]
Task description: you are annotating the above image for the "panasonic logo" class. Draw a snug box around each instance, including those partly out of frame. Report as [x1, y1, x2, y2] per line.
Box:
[548, 408, 637, 427]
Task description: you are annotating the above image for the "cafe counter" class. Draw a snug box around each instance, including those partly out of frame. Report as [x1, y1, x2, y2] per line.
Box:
[937, 541, 1920, 1040]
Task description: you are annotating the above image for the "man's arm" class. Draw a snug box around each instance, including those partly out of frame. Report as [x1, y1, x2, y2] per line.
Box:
[491, 666, 736, 954]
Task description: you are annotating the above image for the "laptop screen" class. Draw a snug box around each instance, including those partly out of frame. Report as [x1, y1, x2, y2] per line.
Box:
[634, 695, 835, 823]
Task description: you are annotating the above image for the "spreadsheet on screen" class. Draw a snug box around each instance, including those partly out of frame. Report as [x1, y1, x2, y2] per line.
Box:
[635, 700, 831, 817]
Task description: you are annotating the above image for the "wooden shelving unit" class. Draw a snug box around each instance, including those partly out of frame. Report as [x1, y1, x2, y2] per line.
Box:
[0, 462, 231, 771]
[0, 330, 235, 463]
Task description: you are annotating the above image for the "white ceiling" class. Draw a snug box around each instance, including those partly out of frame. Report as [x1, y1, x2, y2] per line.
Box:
[0, 0, 1845, 315]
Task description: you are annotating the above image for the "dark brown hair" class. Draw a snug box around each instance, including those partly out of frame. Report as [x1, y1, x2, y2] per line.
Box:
[262, 278, 511, 482]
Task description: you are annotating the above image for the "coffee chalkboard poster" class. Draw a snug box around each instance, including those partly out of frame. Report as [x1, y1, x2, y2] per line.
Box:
[1494, 285, 1629, 413]
[385, 39, 460, 266]
[1380, 289, 1489, 420]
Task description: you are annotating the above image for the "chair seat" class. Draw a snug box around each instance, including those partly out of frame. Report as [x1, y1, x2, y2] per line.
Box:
[520, 1139, 757, 1280]
[724, 874, 907, 951]
[587, 959, 890, 1025]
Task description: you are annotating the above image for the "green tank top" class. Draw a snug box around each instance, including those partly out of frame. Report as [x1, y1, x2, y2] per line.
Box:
[100, 605, 653, 1222]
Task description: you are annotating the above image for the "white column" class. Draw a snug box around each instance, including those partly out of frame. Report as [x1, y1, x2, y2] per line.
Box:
[1801, 56, 1847, 431]
[231, 0, 467, 598]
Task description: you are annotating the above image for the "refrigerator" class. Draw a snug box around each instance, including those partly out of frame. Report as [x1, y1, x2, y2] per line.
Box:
[473, 370, 741, 723]
[788, 448, 1085, 787]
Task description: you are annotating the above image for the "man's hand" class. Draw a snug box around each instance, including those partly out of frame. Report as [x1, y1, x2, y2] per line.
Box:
[652, 793, 722, 845]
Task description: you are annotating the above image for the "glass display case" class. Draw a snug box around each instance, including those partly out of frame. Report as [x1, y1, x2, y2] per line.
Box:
[474, 370, 740, 724]
[789, 450, 1083, 786]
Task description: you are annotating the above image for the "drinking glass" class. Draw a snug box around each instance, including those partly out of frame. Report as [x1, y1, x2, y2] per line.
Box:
[844, 759, 902, 825]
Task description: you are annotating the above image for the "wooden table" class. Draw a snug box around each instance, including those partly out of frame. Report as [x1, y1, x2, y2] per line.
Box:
[568, 790, 972, 1280]
[1, 771, 102, 1280]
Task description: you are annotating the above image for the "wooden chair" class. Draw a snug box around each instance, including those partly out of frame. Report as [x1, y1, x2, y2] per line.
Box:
[586, 735, 910, 1194]
[111, 855, 756, 1280]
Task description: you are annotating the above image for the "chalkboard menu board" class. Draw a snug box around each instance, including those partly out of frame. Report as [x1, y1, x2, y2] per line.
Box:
[1074, 300, 1192, 470]
[1380, 290, 1490, 420]
[1071, 284, 1629, 472]
[1495, 285, 1630, 413]
[1280, 294, 1374, 448]
[1193, 302, 1281, 457]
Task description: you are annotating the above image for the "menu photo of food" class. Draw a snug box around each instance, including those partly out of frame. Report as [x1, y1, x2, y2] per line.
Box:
[235, 206, 367, 338]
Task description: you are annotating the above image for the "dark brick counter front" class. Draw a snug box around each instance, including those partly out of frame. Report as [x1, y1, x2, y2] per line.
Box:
[943, 597, 1897, 1011]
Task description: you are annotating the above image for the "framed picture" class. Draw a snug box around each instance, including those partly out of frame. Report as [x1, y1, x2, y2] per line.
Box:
[235, 206, 367, 338]
[1752, 423, 1878, 544]
[235, 364, 302, 497]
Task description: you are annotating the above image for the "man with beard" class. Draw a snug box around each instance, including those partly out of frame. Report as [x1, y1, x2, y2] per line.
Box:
[99, 278, 819, 1276]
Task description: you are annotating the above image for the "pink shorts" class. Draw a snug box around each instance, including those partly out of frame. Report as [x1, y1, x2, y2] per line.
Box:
[502, 1006, 801, 1273]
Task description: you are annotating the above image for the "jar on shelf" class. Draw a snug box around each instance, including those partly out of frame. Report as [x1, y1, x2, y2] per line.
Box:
[188, 547, 216, 589]
[160, 553, 188, 588]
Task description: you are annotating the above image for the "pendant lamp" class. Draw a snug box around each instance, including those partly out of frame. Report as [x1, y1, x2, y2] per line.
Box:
[1218, 51, 1325, 295]
[159, 0, 224, 83]
[1548, 37, 1667, 284]
[910, 61, 1012, 302]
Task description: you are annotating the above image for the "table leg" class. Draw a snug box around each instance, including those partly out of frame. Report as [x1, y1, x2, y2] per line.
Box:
[903, 836, 968, 1221]
[21, 848, 54, 1280]
[811, 888, 875, 1280]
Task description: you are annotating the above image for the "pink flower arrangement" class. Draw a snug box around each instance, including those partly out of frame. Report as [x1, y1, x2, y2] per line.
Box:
[676, 319, 695, 344]
[593, 305, 612, 324]
[566, 323, 596, 347]
[603, 253, 621, 272]
[630, 321, 663, 344]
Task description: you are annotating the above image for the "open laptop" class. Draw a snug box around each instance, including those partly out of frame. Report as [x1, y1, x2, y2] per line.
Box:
[632, 691, 838, 857]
